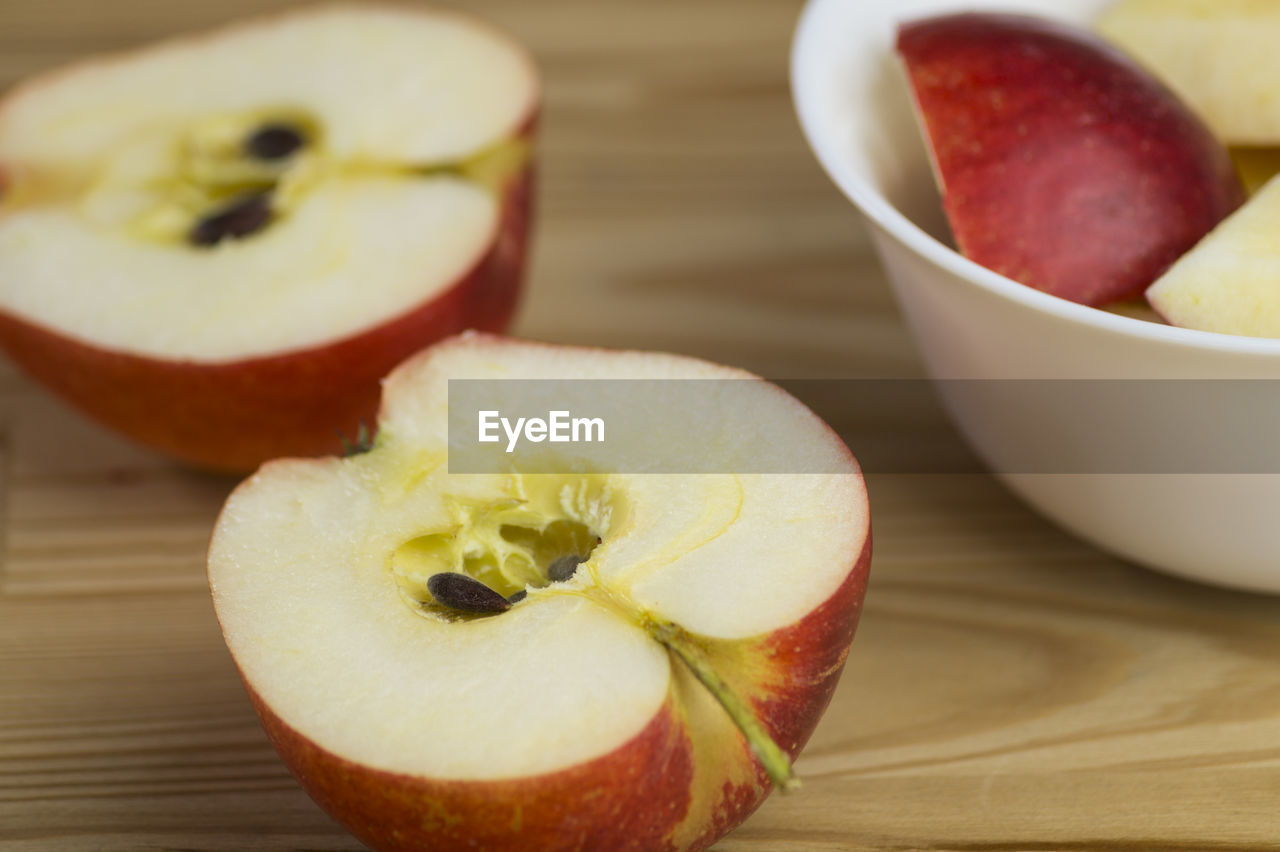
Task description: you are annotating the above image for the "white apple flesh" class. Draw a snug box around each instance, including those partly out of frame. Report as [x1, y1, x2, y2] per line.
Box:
[1147, 176, 1280, 337]
[208, 333, 872, 851]
[1097, 0, 1280, 146]
[0, 5, 537, 471]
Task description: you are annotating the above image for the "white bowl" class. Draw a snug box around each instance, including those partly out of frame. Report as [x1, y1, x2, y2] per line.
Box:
[792, 0, 1280, 592]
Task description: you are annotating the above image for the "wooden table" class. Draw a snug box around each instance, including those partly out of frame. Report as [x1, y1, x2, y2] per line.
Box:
[2, 1, 1279, 849]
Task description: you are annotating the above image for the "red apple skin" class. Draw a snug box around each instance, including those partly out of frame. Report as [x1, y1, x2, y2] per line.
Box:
[681, 534, 872, 852]
[230, 501, 871, 852]
[0, 165, 533, 473]
[249, 687, 698, 852]
[897, 13, 1244, 307]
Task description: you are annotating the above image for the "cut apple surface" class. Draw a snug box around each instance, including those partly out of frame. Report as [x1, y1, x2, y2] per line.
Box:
[1147, 176, 1280, 337]
[208, 333, 872, 852]
[897, 12, 1243, 307]
[1097, 0, 1280, 146]
[0, 5, 537, 470]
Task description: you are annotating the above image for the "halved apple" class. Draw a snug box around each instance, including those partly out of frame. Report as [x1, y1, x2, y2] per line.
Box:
[897, 12, 1243, 307]
[0, 4, 537, 471]
[208, 333, 872, 851]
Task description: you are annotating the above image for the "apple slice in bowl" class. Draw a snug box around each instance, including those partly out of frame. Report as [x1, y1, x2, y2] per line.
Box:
[208, 333, 872, 852]
[895, 11, 1243, 307]
[0, 4, 536, 471]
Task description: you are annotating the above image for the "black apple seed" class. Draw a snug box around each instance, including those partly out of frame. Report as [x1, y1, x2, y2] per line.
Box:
[426, 573, 512, 614]
[245, 123, 305, 160]
[548, 555, 585, 583]
[189, 194, 272, 247]
[508, 590, 527, 604]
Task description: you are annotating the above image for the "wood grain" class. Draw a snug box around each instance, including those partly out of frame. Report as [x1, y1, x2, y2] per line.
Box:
[1, 1, 1279, 850]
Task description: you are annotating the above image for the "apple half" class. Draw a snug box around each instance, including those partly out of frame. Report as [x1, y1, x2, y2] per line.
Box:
[208, 334, 872, 852]
[0, 5, 537, 471]
[897, 12, 1244, 307]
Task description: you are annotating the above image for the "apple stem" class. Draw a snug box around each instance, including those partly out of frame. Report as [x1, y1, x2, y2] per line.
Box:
[648, 618, 800, 793]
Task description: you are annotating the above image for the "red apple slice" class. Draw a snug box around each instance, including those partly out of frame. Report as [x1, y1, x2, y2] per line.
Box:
[0, 5, 537, 471]
[208, 333, 872, 852]
[896, 12, 1243, 307]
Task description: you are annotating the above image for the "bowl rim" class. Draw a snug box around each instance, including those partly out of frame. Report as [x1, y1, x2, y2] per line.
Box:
[790, 0, 1280, 358]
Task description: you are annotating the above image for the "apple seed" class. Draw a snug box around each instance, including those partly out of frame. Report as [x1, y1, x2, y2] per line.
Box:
[338, 423, 375, 457]
[547, 554, 585, 583]
[508, 589, 527, 604]
[245, 123, 305, 160]
[189, 193, 273, 247]
[426, 572, 512, 615]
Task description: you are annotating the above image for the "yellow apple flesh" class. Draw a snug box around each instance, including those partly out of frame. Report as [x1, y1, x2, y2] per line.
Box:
[1098, 0, 1280, 145]
[1147, 176, 1280, 337]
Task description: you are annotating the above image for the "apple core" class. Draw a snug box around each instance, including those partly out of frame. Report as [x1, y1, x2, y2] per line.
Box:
[35, 106, 529, 250]
[391, 472, 616, 614]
